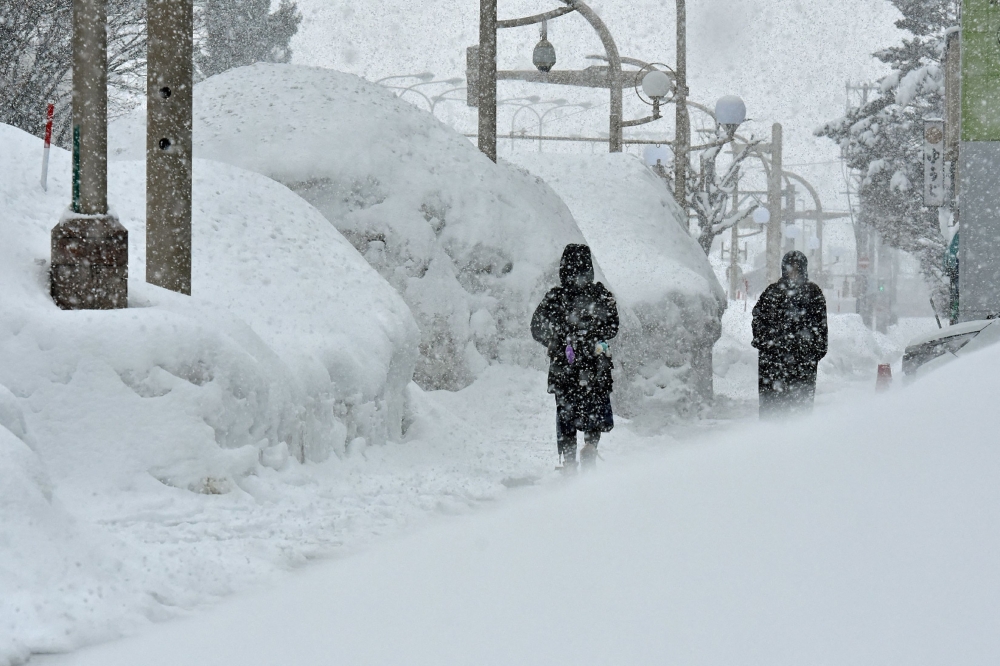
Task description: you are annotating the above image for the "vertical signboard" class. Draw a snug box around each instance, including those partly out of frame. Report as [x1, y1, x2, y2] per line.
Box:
[960, 0, 1000, 321]
[924, 119, 945, 206]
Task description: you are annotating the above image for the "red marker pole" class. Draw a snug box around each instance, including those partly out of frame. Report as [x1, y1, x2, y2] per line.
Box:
[40, 103, 54, 191]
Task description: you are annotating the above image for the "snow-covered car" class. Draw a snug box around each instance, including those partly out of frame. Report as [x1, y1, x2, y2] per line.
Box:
[902, 319, 1000, 378]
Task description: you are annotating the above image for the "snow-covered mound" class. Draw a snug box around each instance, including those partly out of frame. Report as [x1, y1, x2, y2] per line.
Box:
[514, 153, 726, 421]
[0, 121, 418, 662]
[2, 122, 417, 464]
[0, 415, 158, 666]
[41, 336, 1000, 666]
[110, 63, 588, 391]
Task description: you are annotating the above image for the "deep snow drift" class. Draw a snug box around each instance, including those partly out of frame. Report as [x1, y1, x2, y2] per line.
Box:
[110, 63, 600, 391]
[0, 122, 421, 664]
[37, 318, 1000, 666]
[514, 153, 725, 421]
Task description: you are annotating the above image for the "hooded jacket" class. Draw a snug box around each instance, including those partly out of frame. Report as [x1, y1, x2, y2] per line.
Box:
[752, 251, 828, 363]
[531, 244, 619, 395]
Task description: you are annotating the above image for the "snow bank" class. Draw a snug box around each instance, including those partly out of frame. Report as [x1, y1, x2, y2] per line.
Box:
[514, 153, 726, 422]
[110, 63, 587, 390]
[42, 338, 1000, 666]
[0, 121, 420, 660]
[0, 418, 162, 666]
[3, 123, 416, 459]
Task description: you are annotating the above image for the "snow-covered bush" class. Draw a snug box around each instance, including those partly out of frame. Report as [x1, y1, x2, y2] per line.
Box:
[514, 153, 726, 424]
[110, 63, 588, 391]
[1, 123, 417, 483]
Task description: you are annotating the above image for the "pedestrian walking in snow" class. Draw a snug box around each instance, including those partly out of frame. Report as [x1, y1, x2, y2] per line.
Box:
[752, 251, 828, 418]
[531, 244, 619, 472]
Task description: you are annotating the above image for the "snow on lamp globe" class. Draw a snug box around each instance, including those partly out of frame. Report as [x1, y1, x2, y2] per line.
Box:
[715, 95, 747, 137]
[641, 70, 672, 101]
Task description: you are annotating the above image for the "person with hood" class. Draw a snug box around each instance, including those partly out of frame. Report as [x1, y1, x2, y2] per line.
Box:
[752, 250, 828, 418]
[531, 244, 619, 472]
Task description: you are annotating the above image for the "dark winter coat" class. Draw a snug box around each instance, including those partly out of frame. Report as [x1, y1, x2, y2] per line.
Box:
[531, 244, 619, 431]
[752, 251, 828, 415]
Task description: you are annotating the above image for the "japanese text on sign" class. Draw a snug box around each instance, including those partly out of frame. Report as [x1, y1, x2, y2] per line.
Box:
[924, 119, 946, 207]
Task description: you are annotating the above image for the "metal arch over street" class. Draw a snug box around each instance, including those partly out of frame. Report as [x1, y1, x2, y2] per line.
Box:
[477, 0, 625, 158]
[497, 5, 576, 28]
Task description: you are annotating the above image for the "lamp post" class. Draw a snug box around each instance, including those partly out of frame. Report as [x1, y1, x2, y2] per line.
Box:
[509, 102, 544, 150]
[478, 0, 498, 160]
[387, 77, 465, 110]
[472, 0, 623, 161]
[765, 122, 783, 283]
[674, 0, 690, 211]
[430, 87, 469, 115]
[51, 0, 128, 310]
[538, 101, 593, 151]
[375, 72, 435, 85]
[713, 95, 747, 300]
[504, 96, 544, 144]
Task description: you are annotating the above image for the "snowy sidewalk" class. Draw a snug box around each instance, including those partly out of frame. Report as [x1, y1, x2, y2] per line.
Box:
[4, 312, 929, 664]
[36, 339, 1000, 666]
[4, 365, 670, 665]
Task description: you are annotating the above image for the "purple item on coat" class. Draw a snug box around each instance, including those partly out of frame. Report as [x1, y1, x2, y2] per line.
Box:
[566, 344, 575, 364]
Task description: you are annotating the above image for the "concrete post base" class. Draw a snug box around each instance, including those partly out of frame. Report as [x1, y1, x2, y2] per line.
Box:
[50, 212, 128, 310]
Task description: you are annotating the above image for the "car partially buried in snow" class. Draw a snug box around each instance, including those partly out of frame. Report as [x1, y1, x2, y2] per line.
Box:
[902, 319, 1000, 379]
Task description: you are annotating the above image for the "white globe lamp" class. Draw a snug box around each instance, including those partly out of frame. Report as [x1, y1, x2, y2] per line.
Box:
[641, 70, 672, 100]
[715, 95, 747, 136]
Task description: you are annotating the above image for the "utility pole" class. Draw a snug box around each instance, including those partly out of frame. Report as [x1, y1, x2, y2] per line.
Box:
[673, 0, 690, 211]
[478, 0, 498, 162]
[147, 0, 194, 294]
[729, 173, 740, 299]
[50, 0, 128, 310]
[945, 28, 961, 322]
[765, 122, 783, 282]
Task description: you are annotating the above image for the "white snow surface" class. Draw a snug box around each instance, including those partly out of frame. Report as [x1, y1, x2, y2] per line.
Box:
[0, 122, 427, 664]
[714, 299, 941, 408]
[36, 327, 1000, 666]
[110, 63, 592, 390]
[514, 153, 725, 419]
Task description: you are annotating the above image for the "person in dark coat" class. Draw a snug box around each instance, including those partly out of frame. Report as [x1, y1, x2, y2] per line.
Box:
[531, 244, 619, 471]
[752, 251, 828, 418]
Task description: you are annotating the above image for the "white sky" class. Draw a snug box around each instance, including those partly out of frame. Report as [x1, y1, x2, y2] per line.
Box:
[290, 0, 905, 263]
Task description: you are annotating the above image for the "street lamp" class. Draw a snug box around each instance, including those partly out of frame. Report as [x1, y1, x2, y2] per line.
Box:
[715, 95, 747, 138]
[538, 101, 592, 151]
[383, 76, 468, 112]
[375, 72, 435, 85]
[641, 69, 672, 117]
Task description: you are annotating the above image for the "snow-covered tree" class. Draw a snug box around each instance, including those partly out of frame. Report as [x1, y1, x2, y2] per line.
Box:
[0, 0, 146, 147]
[196, 0, 301, 79]
[816, 0, 959, 315]
[689, 141, 760, 255]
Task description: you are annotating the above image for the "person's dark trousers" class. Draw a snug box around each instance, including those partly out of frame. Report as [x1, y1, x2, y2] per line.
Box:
[556, 400, 601, 460]
[758, 354, 818, 419]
